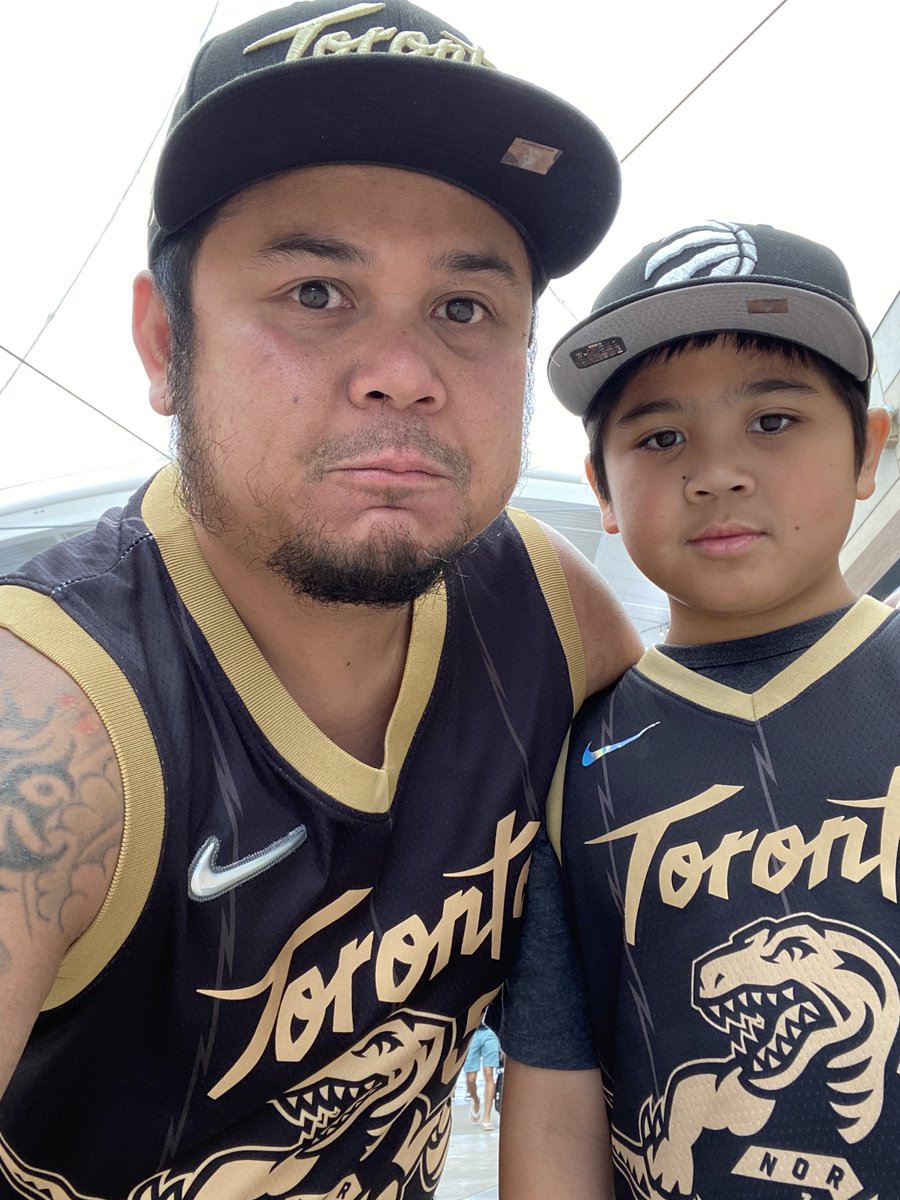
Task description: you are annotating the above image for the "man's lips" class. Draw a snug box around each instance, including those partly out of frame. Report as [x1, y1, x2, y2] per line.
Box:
[328, 453, 450, 485]
[688, 524, 765, 556]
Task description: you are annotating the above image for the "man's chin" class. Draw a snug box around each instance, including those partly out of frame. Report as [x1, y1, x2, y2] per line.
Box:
[264, 527, 467, 608]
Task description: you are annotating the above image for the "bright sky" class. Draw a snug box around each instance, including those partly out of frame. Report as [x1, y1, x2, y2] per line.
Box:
[1, 0, 897, 496]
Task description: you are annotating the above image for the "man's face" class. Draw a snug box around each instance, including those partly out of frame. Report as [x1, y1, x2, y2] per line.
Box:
[593, 337, 883, 643]
[166, 165, 533, 605]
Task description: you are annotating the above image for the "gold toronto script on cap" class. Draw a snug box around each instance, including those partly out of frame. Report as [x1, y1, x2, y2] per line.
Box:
[243, 2, 495, 66]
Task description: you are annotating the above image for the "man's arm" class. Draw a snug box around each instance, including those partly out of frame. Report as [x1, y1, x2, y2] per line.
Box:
[542, 524, 644, 696]
[499, 1060, 614, 1199]
[0, 630, 124, 1097]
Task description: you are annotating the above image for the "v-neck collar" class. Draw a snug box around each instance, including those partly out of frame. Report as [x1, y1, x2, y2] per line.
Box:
[142, 466, 447, 813]
[636, 595, 893, 721]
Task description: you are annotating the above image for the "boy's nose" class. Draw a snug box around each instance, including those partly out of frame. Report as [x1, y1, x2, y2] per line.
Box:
[684, 458, 756, 501]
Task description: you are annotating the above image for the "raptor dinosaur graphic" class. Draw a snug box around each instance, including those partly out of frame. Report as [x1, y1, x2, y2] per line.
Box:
[612, 914, 900, 1200]
[0, 1008, 466, 1200]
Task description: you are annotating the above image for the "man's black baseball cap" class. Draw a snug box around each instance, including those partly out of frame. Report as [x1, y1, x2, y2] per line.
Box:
[148, 0, 621, 287]
[550, 219, 874, 416]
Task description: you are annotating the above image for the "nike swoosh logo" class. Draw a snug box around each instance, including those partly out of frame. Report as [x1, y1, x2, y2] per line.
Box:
[188, 825, 308, 901]
[582, 722, 660, 767]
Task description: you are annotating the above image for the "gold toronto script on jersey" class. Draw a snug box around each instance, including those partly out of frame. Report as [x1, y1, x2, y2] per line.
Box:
[202, 811, 537, 1098]
[592, 766, 900, 945]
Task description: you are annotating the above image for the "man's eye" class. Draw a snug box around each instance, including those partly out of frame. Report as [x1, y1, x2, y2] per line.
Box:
[640, 429, 684, 451]
[436, 297, 486, 324]
[750, 413, 794, 434]
[292, 280, 346, 310]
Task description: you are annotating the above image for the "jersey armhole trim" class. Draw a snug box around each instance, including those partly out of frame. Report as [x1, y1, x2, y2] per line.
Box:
[545, 733, 569, 860]
[1, 586, 165, 1008]
[506, 508, 585, 711]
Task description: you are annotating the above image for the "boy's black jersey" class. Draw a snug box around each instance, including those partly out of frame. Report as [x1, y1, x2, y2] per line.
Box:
[0, 466, 582, 1200]
[562, 598, 900, 1200]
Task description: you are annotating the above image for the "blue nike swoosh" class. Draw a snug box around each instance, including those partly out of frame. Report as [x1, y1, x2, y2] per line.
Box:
[582, 722, 660, 767]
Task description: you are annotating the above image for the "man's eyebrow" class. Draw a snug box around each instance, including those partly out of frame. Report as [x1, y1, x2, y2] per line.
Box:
[429, 250, 522, 285]
[255, 233, 374, 266]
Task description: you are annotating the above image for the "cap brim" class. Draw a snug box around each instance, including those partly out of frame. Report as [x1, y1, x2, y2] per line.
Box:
[549, 279, 874, 416]
[151, 54, 620, 282]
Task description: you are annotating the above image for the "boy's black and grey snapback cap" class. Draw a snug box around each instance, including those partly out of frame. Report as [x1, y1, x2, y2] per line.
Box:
[550, 220, 874, 416]
[148, 0, 621, 287]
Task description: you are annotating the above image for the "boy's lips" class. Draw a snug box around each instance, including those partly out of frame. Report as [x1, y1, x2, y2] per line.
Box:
[688, 523, 765, 556]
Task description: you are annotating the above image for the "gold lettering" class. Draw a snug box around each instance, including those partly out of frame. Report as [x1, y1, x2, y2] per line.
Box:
[591, 786, 743, 944]
[446, 812, 539, 958]
[243, 3, 386, 62]
[375, 814, 538, 1000]
[314, 26, 395, 54]
[660, 831, 757, 908]
[830, 765, 900, 901]
[388, 30, 430, 53]
[203, 888, 371, 1098]
[752, 825, 807, 892]
[243, 6, 494, 69]
[377, 915, 430, 1002]
[275, 933, 374, 1063]
[706, 829, 758, 898]
[659, 842, 705, 908]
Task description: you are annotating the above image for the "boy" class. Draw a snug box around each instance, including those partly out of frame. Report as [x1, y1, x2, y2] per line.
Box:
[498, 220, 897, 1200]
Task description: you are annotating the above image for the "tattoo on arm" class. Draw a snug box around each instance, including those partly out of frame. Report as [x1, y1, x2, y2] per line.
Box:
[0, 681, 123, 970]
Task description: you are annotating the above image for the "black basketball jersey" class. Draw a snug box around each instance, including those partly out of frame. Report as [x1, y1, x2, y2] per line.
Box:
[560, 598, 900, 1200]
[0, 466, 581, 1199]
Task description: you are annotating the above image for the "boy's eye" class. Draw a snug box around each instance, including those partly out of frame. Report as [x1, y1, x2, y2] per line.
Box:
[292, 280, 348, 310]
[750, 412, 794, 434]
[640, 429, 684, 451]
[434, 297, 487, 324]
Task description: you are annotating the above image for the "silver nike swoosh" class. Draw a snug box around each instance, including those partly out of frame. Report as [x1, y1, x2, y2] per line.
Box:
[582, 722, 660, 767]
[188, 825, 308, 901]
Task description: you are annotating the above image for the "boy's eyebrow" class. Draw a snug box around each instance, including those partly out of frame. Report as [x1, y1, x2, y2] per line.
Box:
[740, 377, 821, 399]
[614, 399, 682, 427]
[255, 232, 374, 266]
[614, 377, 822, 426]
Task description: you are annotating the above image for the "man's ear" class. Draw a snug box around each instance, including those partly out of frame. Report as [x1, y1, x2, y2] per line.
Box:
[585, 456, 619, 535]
[856, 407, 893, 501]
[132, 270, 173, 415]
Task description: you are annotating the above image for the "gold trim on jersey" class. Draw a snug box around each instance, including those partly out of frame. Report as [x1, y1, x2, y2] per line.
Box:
[636, 595, 893, 719]
[142, 466, 446, 813]
[545, 733, 569, 860]
[0, 587, 164, 1008]
[507, 507, 585, 711]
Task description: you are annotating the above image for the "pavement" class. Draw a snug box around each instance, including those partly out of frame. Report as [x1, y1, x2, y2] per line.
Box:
[436, 1087, 501, 1200]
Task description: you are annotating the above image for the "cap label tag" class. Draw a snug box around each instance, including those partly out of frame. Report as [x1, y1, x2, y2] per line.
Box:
[747, 298, 788, 314]
[502, 138, 563, 176]
[571, 337, 626, 369]
[244, 3, 494, 67]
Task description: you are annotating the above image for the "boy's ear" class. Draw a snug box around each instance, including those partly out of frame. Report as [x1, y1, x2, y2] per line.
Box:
[132, 270, 174, 416]
[856, 407, 893, 501]
[585, 456, 619, 535]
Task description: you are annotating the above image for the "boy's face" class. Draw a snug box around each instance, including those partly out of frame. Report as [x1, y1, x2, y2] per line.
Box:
[590, 337, 890, 645]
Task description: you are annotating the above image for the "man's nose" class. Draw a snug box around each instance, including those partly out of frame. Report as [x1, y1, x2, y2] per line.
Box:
[346, 320, 447, 413]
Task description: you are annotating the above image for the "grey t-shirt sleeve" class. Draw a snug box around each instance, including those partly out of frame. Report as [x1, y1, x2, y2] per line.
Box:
[498, 825, 598, 1069]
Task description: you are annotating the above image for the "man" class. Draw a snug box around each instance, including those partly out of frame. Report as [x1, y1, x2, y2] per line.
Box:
[0, 3, 640, 1196]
